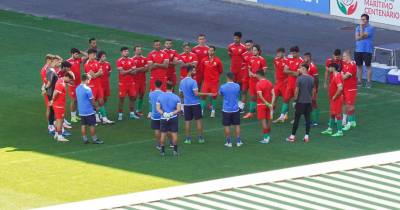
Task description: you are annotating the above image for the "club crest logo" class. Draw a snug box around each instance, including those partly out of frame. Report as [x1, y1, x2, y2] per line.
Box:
[337, 0, 358, 15]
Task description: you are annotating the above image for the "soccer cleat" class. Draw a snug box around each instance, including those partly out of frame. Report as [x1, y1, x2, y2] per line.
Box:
[365, 81, 372, 89]
[198, 138, 205, 144]
[273, 116, 285, 123]
[259, 138, 270, 144]
[92, 139, 104, 144]
[286, 136, 295, 142]
[290, 119, 294, 124]
[63, 119, 71, 126]
[312, 122, 319, 127]
[71, 115, 79, 123]
[303, 136, 309, 143]
[236, 141, 243, 147]
[156, 145, 161, 151]
[130, 112, 140, 119]
[62, 130, 72, 137]
[83, 139, 89, 144]
[242, 112, 254, 119]
[102, 117, 115, 125]
[63, 122, 72, 129]
[96, 114, 102, 123]
[48, 129, 55, 136]
[351, 121, 357, 128]
[331, 131, 344, 137]
[210, 110, 216, 118]
[135, 111, 143, 117]
[184, 138, 192, 144]
[321, 128, 333, 135]
[224, 142, 233, 147]
[343, 123, 352, 131]
[147, 112, 151, 119]
[56, 135, 69, 142]
[117, 113, 123, 121]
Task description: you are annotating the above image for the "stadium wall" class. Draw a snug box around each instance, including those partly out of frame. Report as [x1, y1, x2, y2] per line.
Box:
[226, 0, 400, 30]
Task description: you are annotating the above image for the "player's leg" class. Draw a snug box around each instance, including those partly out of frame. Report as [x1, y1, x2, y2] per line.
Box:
[365, 53, 373, 88]
[81, 124, 88, 144]
[287, 103, 302, 142]
[331, 113, 344, 137]
[233, 111, 242, 146]
[311, 88, 319, 126]
[243, 81, 256, 119]
[275, 87, 292, 123]
[135, 81, 145, 116]
[183, 105, 192, 144]
[210, 85, 218, 118]
[118, 83, 126, 120]
[193, 104, 204, 143]
[344, 91, 357, 130]
[129, 96, 139, 119]
[170, 117, 179, 155]
[69, 86, 79, 123]
[90, 123, 103, 144]
[200, 83, 209, 114]
[355, 52, 363, 86]
[118, 97, 125, 121]
[222, 112, 232, 147]
[258, 106, 271, 144]
[304, 103, 312, 142]
[159, 130, 167, 155]
[54, 108, 69, 142]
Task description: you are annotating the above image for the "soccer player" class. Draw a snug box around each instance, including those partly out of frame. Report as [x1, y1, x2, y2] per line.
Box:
[149, 80, 164, 150]
[219, 72, 242, 147]
[84, 49, 112, 124]
[67, 48, 87, 123]
[131, 45, 148, 116]
[243, 44, 267, 119]
[239, 40, 254, 112]
[179, 66, 210, 144]
[342, 50, 358, 131]
[192, 34, 209, 86]
[163, 39, 180, 87]
[116, 47, 138, 120]
[97, 51, 113, 119]
[272, 47, 288, 110]
[76, 74, 104, 144]
[227, 32, 246, 83]
[41, 54, 56, 134]
[255, 70, 275, 144]
[49, 69, 74, 142]
[87, 37, 99, 52]
[303, 52, 319, 126]
[179, 42, 198, 80]
[199, 46, 223, 118]
[147, 40, 169, 91]
[322, 63, 344, 137]
[156, 82, 182, 156]
[274, 46, 303, 123]
[324, 49, 342, 89]
[286, 64, 314, 143]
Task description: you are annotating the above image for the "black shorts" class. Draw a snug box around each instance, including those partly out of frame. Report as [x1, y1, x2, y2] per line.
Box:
[151, 119, 161, 130]
[184, 104, 202, 121]
[160, 117, 179, 133]
[354, 52, 372, 67]
[222, 111, 240, 126]
[81, 114, 96, 126]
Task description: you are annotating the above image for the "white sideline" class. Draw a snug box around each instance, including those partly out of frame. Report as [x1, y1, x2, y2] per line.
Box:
[33, 150, 400, 210]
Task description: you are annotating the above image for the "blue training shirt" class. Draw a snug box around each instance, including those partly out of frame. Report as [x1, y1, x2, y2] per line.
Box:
[76, 84, 95, 116]
[179, 76, 200, 105]
[219, 82, 240, 112]
[156, 91, 181, 119]
[355, 24, 374, 53]
[149, 89, 163, 120]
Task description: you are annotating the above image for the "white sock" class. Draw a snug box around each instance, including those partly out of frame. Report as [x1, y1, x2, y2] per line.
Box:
[304, 134, 309, 139]
[343, 114, 347, 124]
[279, 113, 285, 118]
[71, 111, 76, 117]
[290, 134, 295, 139]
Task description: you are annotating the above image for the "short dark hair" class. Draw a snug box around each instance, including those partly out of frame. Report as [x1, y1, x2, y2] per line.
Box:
[233, 31, 242, 38]
[155, 80, 162, 88]
[70, 48, 80, 54]
[245, 40, 253, 44]
[61, 61, 72, 68]
[153, 39, 160, 43]
[226, 72, 235, 80]
[198, 33, 206, 38]
[209, 45, 216, 51]
[276, 47, 285, 53]
[329, 63, 340, 72]
[81, 73, 89, 81]
[97, 51, 106, 59]
[120, 46, 129, 52]
[334, 49, 341, 56]
[87, 48, 97, 55]
[301, 63, 309, 70]
[89, 38, 96, 43]
[166, 81, 174, 90]
[361, 13, 369, 21]
[304, 52, 312, 57]
[133, 45, 141, 51]
[187, 66, 194, 73]
[290, 46, 300, 53]
[256, 69, 265, 76]
[165, 39, 172, 42]
[253, 44, 261, 52]
[182, 42, 190, 47]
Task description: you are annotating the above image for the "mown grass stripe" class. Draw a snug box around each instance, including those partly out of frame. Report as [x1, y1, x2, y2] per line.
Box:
[214, 191, 286, 210]
[330, 172, 400, 190]
[163, 199, 215, 210]
[197, 194, 257, 210]
[158, 200, 198, 210]
[348, 169, 400, 186]
[178, 197, 226, 210]
[369, 166, 400, 177]
[185, 195, 245, 210]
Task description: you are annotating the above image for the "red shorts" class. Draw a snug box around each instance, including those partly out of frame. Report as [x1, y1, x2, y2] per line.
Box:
[167, 71, 177, 86]
[344, 90, 357, 106]
[249, 79, 258, 97]
[67, 85, 77, 100]
[283, 85, 296, 102]
[90, 85, 104, 100]
[150, 76, 167, 91]
[201, 81, 218, 97]
[230, 69, 241, 83]
[257, 105, 272, 120]
[53, 106, 65, 120]
[330, 97, 343, 116]
[274, 81, 287, 98]
[240, 69, 249, 91]
[135, 79, 146, 96]
[119, 81, 136, 98]
[101, 82, 110, 98]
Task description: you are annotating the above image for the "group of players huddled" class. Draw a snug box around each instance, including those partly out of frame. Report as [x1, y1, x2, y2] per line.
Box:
[41, 32, 358, 155]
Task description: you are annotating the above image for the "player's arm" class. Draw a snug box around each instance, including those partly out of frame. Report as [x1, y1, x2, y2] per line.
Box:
[118, 67, 131, 75]
[257, 91, 272, 108]
[313, 74, 319, 89]
[153, 59, 169, 68]
[294, 86, 299, 101]
[332, 83, 343, 100]
[49, 90, 59, 106]
[156, 102, 164, 115]
[172, 102, 182, 115]
[355, 26, 369, 40]
[283, 65, 298, 76]
[80, 51, 88, 60]
[342, 72, 352, 80]
[324, 65, 329, 88]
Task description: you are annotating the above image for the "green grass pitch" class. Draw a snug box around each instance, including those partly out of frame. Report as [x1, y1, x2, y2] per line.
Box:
[0, 10, 399, 210]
